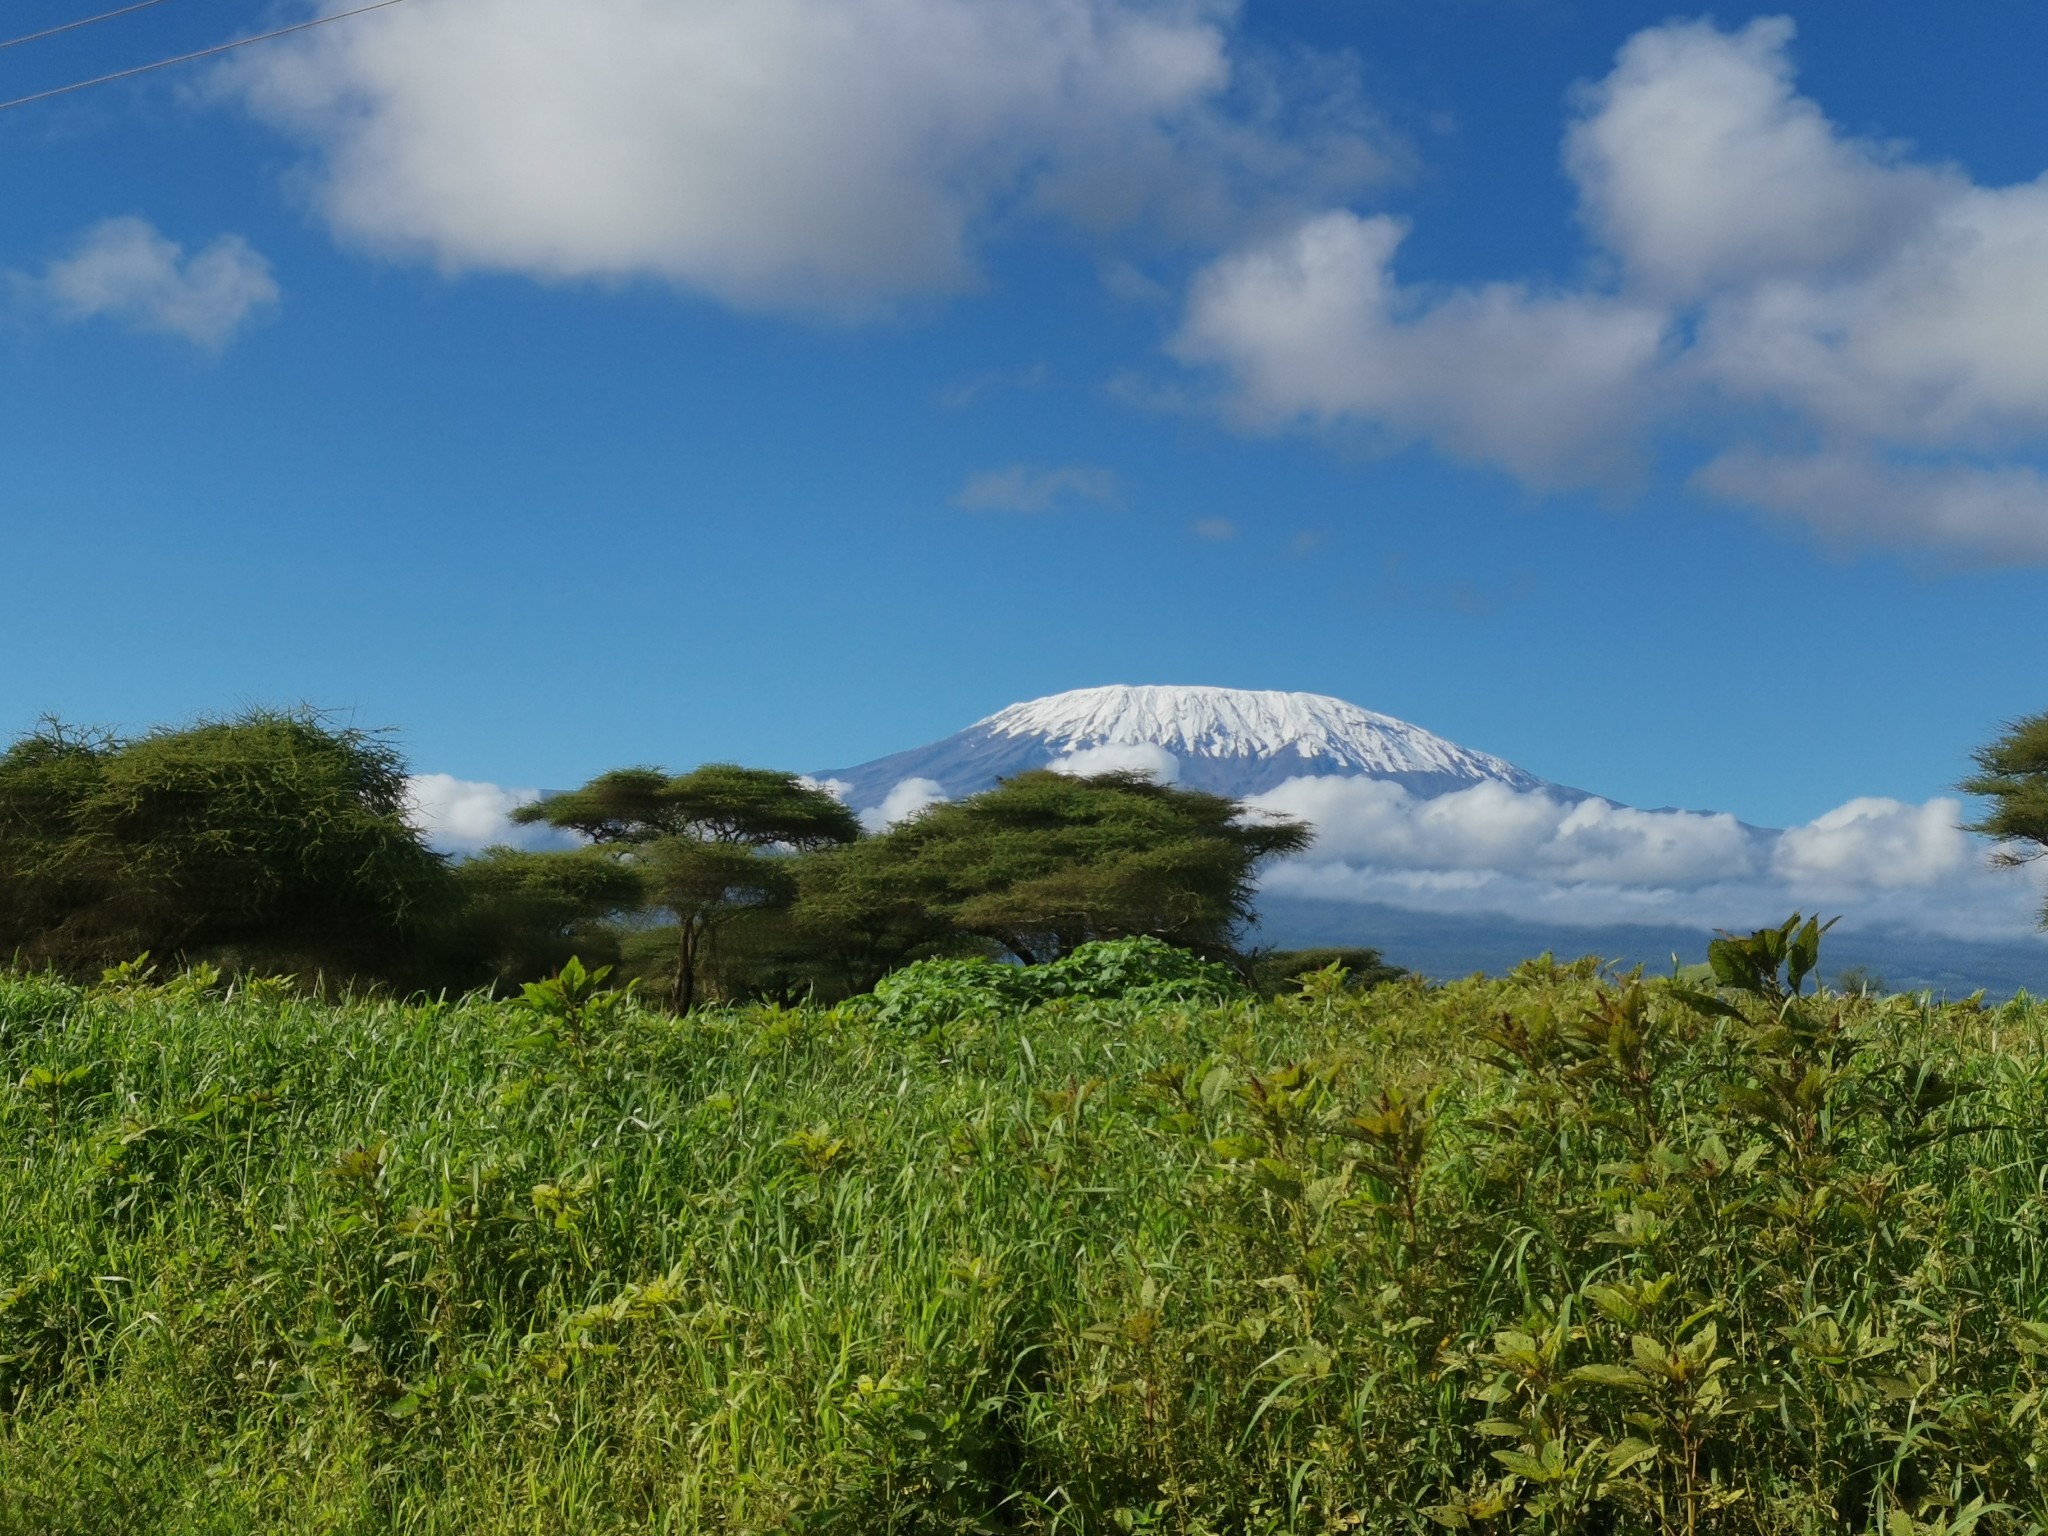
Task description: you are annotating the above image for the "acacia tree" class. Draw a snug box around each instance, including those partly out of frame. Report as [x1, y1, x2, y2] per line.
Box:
[512, 763, 860, 1011]
[1964, 710, 2048, 925]
[804, 770, 1312, 964]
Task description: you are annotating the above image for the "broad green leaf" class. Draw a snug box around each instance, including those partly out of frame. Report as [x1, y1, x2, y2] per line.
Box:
[1669, 986, 1746, 1022]
[1631, 1335, 1673, 1377]
[1604, 1437, 1658, 1472]
[1490, 1450, 1558, 1483]
[1584, 1285, 1641, 1326]
[1568, 1363, 1650, 1390]
[1254, 1158, 1304, 1200]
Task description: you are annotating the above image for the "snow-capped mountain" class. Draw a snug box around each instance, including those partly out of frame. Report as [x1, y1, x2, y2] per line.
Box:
[797, 684, 2048, 995]
[815, 684, 1573, 809]
[805, 683, 2048, 995]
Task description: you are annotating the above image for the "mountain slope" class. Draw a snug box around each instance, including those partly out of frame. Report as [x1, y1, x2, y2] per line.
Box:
[816, 684, 1572, 809]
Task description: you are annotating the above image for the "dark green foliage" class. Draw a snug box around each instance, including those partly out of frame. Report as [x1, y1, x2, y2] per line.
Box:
[1249, 946, 1407, 998]
[0, 710, 448, 981]
[668, 901, 914, 1008]
[1965, 710, 2048, 923]
[812, 770, 1311, 965]
[0, 722, 110, 957]
[4, 930, 2048, 1532]
[444, 847, 646, 988]
[783, 842, 962, 995]
[611, 919, 821, 1010]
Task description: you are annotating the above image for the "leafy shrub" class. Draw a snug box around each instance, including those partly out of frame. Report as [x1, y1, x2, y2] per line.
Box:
[1249, 944, 1407, 997]
[1042, 934, 1242, 1001]
[870, 934, 1242, 1028]
[867, 953, 1036, 1029]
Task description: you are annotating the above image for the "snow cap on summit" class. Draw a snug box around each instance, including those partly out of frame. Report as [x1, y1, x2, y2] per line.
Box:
[978, 685, 1536, 781]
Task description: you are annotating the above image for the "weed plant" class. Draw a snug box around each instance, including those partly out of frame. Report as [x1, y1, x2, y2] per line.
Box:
[3, 933, 2047, 1533]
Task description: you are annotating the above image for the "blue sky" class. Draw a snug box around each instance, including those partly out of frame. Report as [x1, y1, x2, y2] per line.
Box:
[4, 0, 2047, 847]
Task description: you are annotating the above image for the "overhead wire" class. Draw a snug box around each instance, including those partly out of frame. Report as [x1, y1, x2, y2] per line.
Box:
[0, 0, 408, 113]
[0, 0, 178, 56]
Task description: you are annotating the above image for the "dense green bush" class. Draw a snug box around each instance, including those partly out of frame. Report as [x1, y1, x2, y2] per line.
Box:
[2, 941, 2045, 1532]
[868, 935, 1244, 1029]
[0, 711, 448, 982]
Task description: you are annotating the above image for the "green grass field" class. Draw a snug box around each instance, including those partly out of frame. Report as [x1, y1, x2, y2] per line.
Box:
[4, 952, 2047, 1534]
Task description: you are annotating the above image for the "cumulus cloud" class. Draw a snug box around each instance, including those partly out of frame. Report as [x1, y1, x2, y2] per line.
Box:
[1769, 796, 1972, 892]
[954, 463, 1121, 514]
[1176, 16, 2048, 561]
[1248, 775, 2048, 944]
[20, 217, 277, 347]
[1255, 777, 1760, 887]
[1051, 743, 1182, 781]
[405, 774, 573, 854]
[1174, 211, 1667, 487]
[1561, 18, 1950, 302]
[225, 0, 1394, 318]
[860, 776, 950, 832]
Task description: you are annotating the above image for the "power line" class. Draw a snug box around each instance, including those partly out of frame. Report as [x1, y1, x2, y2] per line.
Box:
[0, 0, 177, 56]
[0, 0, 408, 113]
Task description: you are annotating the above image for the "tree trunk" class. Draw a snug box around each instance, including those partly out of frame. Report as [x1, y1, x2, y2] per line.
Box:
[672, 918, 699, 1014]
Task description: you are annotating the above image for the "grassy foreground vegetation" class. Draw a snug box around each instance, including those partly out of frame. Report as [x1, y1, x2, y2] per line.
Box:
[5, 932, 2048, 1533]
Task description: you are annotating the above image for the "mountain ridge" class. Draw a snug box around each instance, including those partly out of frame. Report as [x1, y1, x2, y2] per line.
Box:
[815, 683, 1582, 810]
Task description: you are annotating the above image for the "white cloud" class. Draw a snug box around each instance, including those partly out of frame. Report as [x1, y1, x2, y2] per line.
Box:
[954, 463, 1121, 514]
[1174, 210, 1667, 486]
[1695, 450, 2048, 564]
[1253, 777, 1759, 887]
[803, 776, 854, 805]
[405, 773, 573, 854]
[225, 0, 1393, 318]
[860, 776, 950, 832]
[1051, 743, 1182, 781]
[1249, 774, 2048, 943]
[1176, 16, 2048, 562]
[1561, 17, 1950, 302]
[22, 217, 278, 347]
[1770, 796, 1972, 892]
